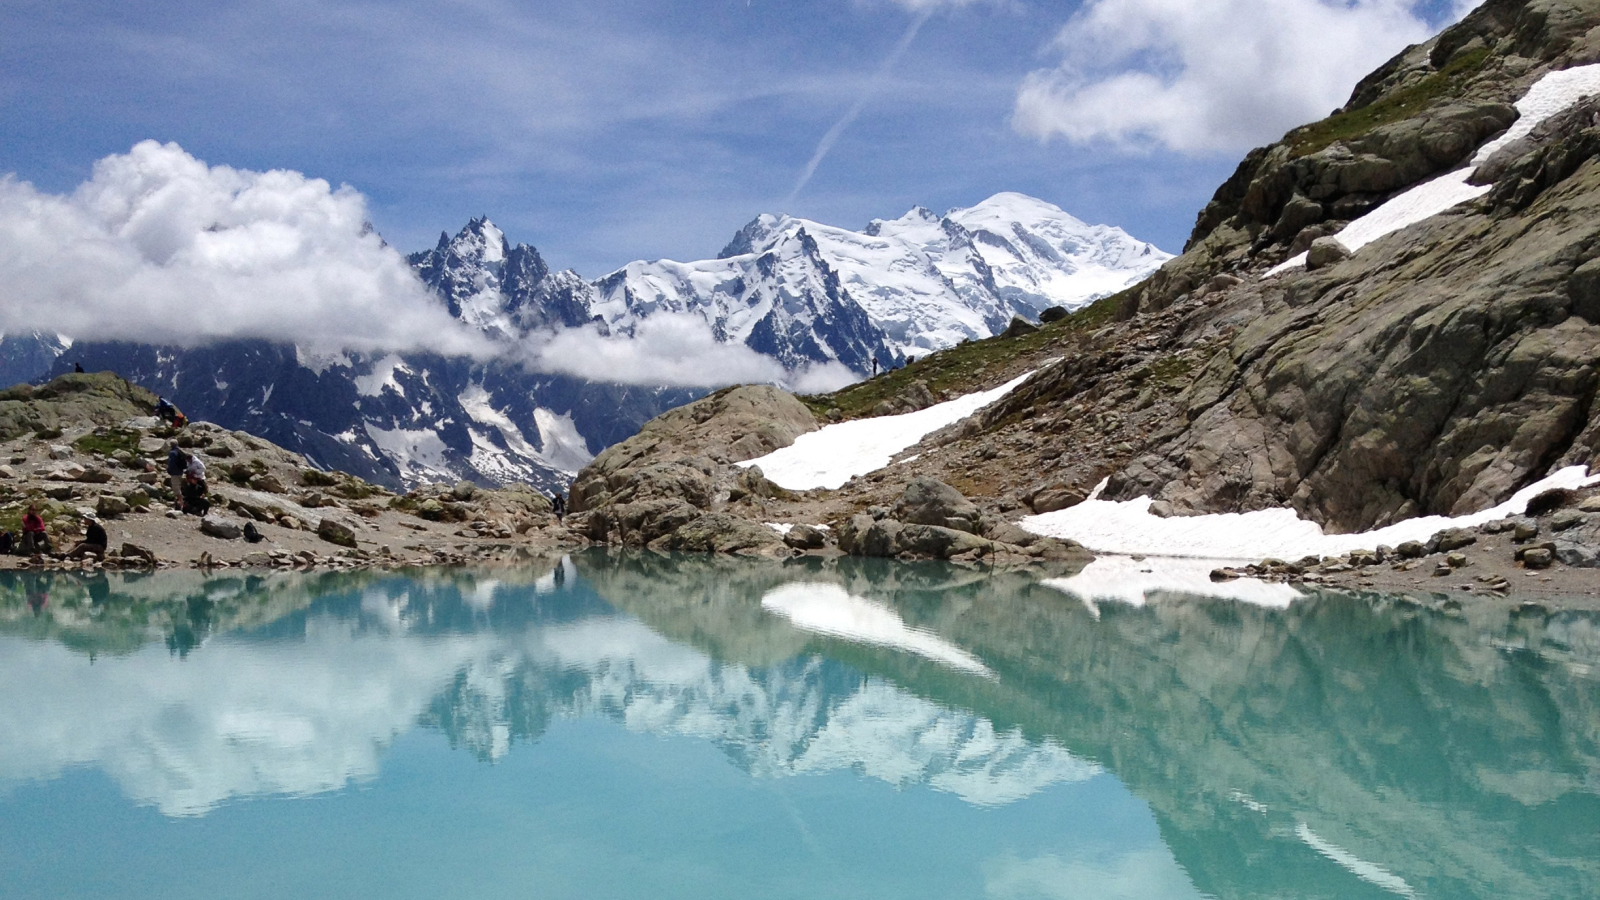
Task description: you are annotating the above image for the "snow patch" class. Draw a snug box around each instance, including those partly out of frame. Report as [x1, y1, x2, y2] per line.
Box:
[354, 355, 407, 398]
[1020, 466, 1600, 560]
[740, 370, 1036, 490]
[532, 407, 594, 473]
[1268, 63, 1600, 276]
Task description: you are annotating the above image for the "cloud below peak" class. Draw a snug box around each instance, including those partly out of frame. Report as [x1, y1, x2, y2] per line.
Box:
[0, 140, 490, 356]
[1013, 0, 1464, 155]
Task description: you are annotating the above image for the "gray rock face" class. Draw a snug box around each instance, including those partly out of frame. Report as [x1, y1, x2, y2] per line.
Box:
[200, 516, 244, 540]
[1084, 1, 1600, 532]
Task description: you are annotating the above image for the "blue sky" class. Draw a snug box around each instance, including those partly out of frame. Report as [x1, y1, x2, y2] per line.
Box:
[2, 0, 1468, 279]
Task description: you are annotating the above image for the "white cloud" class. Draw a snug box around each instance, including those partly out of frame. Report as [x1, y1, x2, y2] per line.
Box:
[0, 140, 490, 356]
[519, 311, 858, 392]
[1014, 0, 1460, 154]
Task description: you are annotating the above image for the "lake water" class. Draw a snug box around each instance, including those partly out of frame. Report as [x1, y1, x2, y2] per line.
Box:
[1, 553, 1595, 899]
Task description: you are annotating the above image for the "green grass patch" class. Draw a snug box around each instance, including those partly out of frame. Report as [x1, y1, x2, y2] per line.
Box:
[1286, 47, 1492, 158]
[73, 427, 141, 459]
[802, 293, 1126, 420]
[1133, 354, 1194, 387]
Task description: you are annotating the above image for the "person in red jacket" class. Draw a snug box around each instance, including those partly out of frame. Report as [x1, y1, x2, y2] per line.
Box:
[20, 506, 48, 556]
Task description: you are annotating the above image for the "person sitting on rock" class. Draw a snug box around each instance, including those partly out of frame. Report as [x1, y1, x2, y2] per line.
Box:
[65, 516, 108, 560]
[156, 397, 178, 423]
[181, 472, 211, 516]
[20, 506, 48, 556]
[185, 452, 207, 484]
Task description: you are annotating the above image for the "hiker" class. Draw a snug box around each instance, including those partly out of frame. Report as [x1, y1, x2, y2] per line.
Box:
[74, 362, 85, 373]
[551, 492, 566, 521]
[156, 397, 177, 423]
[65, 516, 108, 561]
[166, 444, 187, 506]
[181, 472, 211, 516]
[171, 411, 187, 429]
[20, 506, 48, 556]
[185, 452, 207, 483]
[0, 530, 13, 554]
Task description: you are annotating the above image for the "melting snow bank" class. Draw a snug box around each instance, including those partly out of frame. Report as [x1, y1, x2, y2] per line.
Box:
[1268, 62, 1600, 277]
[1021, 466, 1600, 561]
[761, 582, 993, 676]
[739, 370, 1036, 491]
[1042, 556, 1302, 612]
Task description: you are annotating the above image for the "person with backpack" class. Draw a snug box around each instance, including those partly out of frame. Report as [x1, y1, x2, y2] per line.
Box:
[181, 472, 211, 516]
[166, 444, 187, 508]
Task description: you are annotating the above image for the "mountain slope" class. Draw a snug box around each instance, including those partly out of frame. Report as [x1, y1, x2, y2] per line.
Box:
[558, 0, 1600, 548]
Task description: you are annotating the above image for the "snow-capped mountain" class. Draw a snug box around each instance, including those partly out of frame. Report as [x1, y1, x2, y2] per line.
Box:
[616, 191, 1171, 359]
[18, 194, 1167, 490]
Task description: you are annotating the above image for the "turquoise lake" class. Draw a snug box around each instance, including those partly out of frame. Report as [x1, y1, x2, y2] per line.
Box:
[1, 552, 1595, 899]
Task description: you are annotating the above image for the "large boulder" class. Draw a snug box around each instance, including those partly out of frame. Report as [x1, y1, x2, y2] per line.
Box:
[570, 385, 816, 513]
[317, 517, 358, 548]
[893, 478, 982, 534]
[649, 513, 787, 556]
[200, 515, 244, 540]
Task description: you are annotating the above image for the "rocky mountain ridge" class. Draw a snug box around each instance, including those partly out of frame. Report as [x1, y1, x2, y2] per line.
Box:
[9, 193, 1161, 493]
[553, 0, 1600, 582]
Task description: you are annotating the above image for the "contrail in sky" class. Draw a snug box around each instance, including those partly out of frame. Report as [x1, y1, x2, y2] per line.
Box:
[785, 10, 932, 207]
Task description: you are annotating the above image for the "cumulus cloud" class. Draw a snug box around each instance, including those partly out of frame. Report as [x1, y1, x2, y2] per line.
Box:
[0, 140, 489, 355]
[1013, 0, 1461, 154]
[519, 312, 858, 392]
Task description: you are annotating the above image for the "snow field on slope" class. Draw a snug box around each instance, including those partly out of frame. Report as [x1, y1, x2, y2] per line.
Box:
[737, 370, 1036, 491]
[1041, 555, 1301, 611]
[1268, 62, 1600, 277]
[761, 582, 993, 676]
[1020, 465, 1600, 561]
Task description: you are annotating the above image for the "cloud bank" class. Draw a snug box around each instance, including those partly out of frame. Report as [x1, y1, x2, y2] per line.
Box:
[521, 312, 858, 393]
[0, 141, 488, 356]
[1014, 0, 1464, 154]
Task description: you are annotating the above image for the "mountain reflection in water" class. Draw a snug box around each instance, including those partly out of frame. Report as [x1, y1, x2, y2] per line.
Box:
[0, 553, 1595, 900]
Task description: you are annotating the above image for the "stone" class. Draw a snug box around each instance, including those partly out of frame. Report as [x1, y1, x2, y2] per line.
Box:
[894, 478, 982, 534]
[48, 444, 72, 460]
[1551, 510, 1587, 531]
[200, 515, 244, 540]
[1554, 541, 1600, 567]
[1513, 521, 1540, 543]
[249, 473, 285, 493]
[74, 467, 113, 484]
[241, 551, 274, 568]
[648, 513, 786, 556]
[1395, 541, 1425, 559]
[317, 517, 358, 548]
[1479, 518, 1516, 534]
[783, 524, 828, 550]
[1433, 528, 1477, 552]
[1580, 495, 1600, 513]
[1305, 237, 1351, 270]
[1038, 306, 1068, 323]
[1445, 552, 1469, 568]
[451, 480, 477, 501]
[95, 494, 129, 518]
[1003, 315, 1039, 337]
[119, 543, 157, 565]
[1029, 486, 1086, 514]
[1147, 500, 1174, 518]
[0, 465, 13, 479]
[1522, 547, 1554, 569]
[44, 486, 76, 500]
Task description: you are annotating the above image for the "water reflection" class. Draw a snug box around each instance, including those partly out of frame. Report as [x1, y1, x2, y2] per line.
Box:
[0, 554, 1596, 899]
